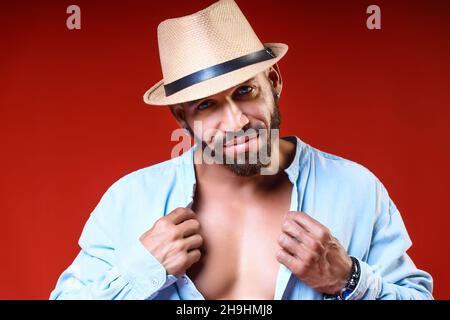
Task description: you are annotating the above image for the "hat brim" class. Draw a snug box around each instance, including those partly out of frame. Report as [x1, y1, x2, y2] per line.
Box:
[143, 43, 288, 106]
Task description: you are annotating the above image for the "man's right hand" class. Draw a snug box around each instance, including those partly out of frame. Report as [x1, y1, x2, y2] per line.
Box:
[139, 207, 203, 277]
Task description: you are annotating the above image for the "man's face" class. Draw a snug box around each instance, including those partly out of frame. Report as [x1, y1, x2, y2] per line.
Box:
[171, 68, 281, 176]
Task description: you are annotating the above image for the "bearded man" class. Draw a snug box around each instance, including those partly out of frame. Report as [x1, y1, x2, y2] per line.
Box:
[50, 0, 432, 300]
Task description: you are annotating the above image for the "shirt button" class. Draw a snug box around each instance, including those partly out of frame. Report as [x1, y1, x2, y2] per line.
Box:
[152, 278, 160, 287]
[183, 276, 188, 284]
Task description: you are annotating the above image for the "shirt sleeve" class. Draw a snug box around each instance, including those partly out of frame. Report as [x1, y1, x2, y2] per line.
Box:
[49, 185, 178, 300]
[347, 180, 433, 300]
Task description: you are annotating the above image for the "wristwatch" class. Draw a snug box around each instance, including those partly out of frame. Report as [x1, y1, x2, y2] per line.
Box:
[324, 256, 361, 300]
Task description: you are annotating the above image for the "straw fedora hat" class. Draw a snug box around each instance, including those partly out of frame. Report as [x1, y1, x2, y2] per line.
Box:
[143, 0, 288, 106]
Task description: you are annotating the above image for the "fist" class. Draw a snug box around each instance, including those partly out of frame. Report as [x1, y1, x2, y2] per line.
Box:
[140, 207, 203, 277]
[276, 211, 352, 295]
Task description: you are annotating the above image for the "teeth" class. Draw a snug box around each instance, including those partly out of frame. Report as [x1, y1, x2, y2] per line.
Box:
[226, 132, 258, 147]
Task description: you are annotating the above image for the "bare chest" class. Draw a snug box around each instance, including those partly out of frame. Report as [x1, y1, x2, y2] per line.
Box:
[187, 187, 292, 299]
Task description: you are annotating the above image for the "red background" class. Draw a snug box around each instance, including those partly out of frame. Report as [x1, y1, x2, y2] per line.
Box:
[1, 0, 449, 299]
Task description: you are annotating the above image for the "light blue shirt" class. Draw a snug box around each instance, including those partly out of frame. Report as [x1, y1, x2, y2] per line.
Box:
[50, 136, 433, 300]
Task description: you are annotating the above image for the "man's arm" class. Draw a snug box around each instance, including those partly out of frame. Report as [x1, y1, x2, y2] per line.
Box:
[276, 179, 433, 300]
[346, 180, 433, 300]
[49, 210, 177, 300]
[49, 181, 203, 300]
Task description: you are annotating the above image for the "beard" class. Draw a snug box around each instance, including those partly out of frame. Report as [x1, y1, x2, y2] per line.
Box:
[189, 94, 281, 177]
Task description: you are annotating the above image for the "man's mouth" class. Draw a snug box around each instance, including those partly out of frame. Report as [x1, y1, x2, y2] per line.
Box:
[224, 131, 259, 149]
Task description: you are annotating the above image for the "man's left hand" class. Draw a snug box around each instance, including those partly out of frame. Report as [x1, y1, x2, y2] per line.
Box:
[276, 211, 352, 295]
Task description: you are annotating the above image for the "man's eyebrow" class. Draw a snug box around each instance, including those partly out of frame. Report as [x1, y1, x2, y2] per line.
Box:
[185, 77, 257, 107]
[239, 77, 257, 86]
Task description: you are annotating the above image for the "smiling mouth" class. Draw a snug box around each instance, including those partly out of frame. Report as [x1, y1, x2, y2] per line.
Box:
[224, 132, 259, 148]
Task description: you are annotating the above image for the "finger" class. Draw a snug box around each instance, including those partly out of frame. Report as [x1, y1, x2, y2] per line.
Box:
[166, 208, 197, 225]
[184, 234, 203, 250]
[278, 232, 316, 263]
[282, 218, 310, 243]
[276, 248, 298, 272]
[186, 249, 202, 267]
[289, 211, 329, 239]
[177, 218, 201, 237]
[277, 232, 301, 257]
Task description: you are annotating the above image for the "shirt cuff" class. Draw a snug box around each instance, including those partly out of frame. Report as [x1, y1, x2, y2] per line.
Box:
[118, 239, 178, 299]
[346, 258, 382, 300]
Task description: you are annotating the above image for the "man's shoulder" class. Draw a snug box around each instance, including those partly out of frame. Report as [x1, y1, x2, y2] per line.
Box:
[107, 151, 190, 193]
[299, 141, 386, 220]
[302, 141, 380, 190]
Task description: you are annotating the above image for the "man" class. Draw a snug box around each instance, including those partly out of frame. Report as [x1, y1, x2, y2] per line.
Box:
[50, 0, 433, 300]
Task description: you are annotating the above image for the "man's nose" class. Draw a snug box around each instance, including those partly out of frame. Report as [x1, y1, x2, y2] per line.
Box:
[219, 97, 249, 132]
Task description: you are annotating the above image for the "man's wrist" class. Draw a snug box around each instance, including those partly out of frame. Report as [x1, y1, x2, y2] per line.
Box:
[324, 256, 361, 300]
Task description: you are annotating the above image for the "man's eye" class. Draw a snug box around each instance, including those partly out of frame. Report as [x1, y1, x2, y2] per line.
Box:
[236, 86, 254, 96]
[197, 100, 213, 111]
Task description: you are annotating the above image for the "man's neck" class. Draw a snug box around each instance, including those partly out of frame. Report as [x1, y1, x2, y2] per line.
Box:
[193, 138, 296, 195]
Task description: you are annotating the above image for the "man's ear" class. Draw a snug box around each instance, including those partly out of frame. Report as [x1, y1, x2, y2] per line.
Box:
[266, 64, 283, 97]
[168, 104, 189, 130]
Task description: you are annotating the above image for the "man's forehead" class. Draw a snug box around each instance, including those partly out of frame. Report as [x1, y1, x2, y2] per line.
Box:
[184, 76, 260, 107]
